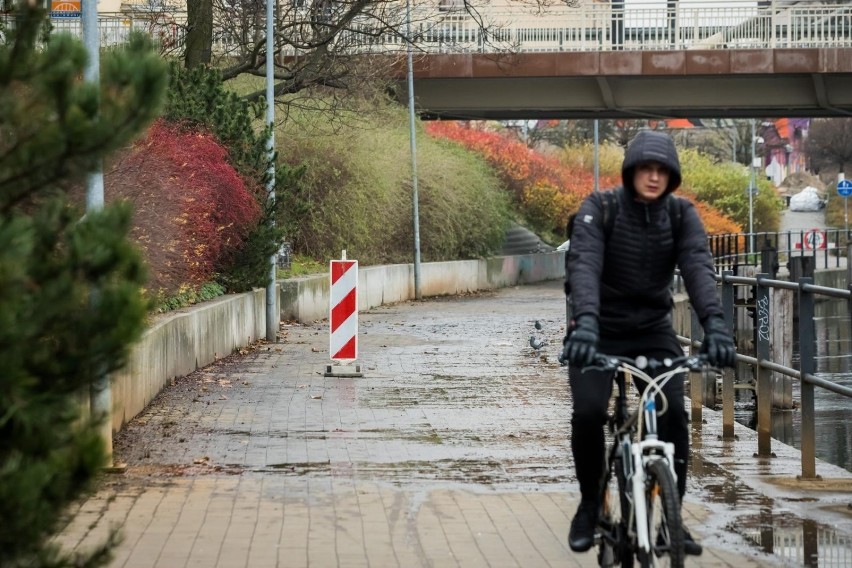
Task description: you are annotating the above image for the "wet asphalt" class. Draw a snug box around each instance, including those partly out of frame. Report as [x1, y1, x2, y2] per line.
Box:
[57, 281, 852, 567]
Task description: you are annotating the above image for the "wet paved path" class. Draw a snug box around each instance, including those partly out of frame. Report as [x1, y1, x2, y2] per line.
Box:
[57, 282, 852, 567]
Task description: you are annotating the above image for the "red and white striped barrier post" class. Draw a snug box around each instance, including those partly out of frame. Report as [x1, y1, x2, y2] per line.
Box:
[325, 251, 363, 377]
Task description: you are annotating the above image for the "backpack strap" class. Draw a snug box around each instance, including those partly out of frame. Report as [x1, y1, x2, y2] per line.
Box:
[600, 188, 619, 240]
[666, 194, 683, 242]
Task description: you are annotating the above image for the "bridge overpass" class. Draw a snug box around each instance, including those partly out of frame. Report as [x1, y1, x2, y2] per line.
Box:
[402, 47, 852, 120]
[42, 1, 852, 119]
[388, 1, 852, 119]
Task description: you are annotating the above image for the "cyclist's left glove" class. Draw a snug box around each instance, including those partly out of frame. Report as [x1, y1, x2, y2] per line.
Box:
[563, 314, 599, 368]
[701, 316, 736, 368]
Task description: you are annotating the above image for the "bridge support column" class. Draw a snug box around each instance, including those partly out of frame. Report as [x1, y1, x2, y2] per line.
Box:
[755, 274, 772, 457]
[789, 255, 814, 283]
[770, 288, 793, 409]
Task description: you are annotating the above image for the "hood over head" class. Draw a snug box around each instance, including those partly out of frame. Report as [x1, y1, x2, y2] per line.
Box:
[621, 131, 682, 197]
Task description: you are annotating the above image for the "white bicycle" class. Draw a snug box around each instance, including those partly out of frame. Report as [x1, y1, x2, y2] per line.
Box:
[588, 353, 709, 568]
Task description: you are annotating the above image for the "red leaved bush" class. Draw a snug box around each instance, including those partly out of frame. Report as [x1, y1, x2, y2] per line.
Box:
[426, 121, 620, 232]
[105, 119, 262, 296]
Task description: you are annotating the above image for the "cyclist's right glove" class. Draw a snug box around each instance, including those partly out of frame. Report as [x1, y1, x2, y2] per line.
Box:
[563, 314, 599, 368]
[701, 315, 736, 368]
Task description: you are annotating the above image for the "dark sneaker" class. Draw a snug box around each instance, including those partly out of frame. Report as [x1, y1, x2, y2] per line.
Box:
[568, 500, 598, 552]
[683, 527, 702, 556]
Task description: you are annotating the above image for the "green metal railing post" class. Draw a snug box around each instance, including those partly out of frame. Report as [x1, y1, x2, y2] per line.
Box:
[797, 277, 818, 478]
[690, 307, 703, 421]
[721, 270, 736, 439]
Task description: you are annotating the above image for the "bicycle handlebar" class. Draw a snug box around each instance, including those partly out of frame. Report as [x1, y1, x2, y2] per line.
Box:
[583, 353, 712, 374]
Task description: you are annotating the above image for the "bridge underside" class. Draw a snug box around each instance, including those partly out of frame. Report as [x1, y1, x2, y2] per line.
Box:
[394, 49, 852, 120]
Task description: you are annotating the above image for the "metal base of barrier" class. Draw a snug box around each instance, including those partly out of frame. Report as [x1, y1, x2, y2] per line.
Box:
[324, 364, 363, 378]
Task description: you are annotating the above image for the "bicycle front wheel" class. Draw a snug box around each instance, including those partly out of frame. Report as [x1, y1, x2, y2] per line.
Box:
[639, 459, 684, 568]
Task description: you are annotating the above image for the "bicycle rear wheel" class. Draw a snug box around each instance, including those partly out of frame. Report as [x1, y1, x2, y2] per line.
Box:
[639, 459, 684, 568]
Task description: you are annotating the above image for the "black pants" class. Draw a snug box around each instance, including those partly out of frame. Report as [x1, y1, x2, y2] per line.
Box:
[568, 330, 689, 502]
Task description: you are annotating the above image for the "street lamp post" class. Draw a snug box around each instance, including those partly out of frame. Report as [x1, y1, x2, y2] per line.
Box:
[82, 0, 113, 464]
[405, 0, 422, 300]
[749, 119, 756, 255]
[593, 119, 600, 193]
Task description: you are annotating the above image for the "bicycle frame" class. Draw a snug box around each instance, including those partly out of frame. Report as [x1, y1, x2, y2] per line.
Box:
[598, 355, 698, 564]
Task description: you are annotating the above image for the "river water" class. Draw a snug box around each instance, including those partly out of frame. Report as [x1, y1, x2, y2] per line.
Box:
[735, 298, 852, 473]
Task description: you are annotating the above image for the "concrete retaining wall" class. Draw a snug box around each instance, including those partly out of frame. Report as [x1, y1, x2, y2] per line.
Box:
[815, 267, 847, 290]
[110, 289, 266, 431]
[112, 252, 565, 431]
[280, 252, 565, 322]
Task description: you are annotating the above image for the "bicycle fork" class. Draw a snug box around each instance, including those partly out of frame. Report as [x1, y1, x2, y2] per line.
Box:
[629, 398, 678, 555]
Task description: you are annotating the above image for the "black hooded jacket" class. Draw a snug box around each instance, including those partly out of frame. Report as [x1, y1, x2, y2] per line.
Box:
[566, 131, 723, 337]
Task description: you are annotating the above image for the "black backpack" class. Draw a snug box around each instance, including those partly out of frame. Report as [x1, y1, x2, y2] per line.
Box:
[563, 188, 684, 295]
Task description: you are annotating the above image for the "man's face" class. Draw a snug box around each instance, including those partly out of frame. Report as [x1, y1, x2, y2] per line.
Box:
[633, 161, 670, 203]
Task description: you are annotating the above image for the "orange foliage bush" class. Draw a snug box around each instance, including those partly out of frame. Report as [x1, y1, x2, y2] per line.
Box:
[427, 122, 740, 236]
[105, 120, 262, 296]
[679, 189, 742, 235]
[426, 122, 619, 233]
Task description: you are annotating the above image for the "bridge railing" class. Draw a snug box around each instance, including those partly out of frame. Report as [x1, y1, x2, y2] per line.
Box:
[678, 270, 852, 479]
[8, 0, 852, 53]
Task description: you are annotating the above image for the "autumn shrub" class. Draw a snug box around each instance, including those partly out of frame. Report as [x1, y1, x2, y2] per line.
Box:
[679, 148, 782, 233]
[106, 120, 261, 298]
[164, 64, 300, 293]
[559, 142, 624, 180]
[425, 121, 620, 239]
[429, 122, 745, 238]
[274, 106, 510, 264]
[561, 143, 742, 234]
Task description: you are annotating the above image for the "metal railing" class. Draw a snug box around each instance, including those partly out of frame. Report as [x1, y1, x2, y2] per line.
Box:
[679, 270, 852, 479]
[709, 229, 849, 274]
[7, 0, 852, 53]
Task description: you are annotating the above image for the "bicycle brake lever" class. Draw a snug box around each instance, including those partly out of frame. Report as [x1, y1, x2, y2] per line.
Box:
[581, 356, 618, 373]
[684, 355, 714, 373]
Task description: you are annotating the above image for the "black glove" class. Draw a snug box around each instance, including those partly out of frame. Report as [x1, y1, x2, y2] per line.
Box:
[701, 316, 736, 368]
[563, 315, 599, 368]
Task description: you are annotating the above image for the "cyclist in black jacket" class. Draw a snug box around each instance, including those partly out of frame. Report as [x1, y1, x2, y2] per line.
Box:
[562, 130, 736, 556]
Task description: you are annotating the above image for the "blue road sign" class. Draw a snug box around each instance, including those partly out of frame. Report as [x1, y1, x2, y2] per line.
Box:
[838, 179, 852, 197]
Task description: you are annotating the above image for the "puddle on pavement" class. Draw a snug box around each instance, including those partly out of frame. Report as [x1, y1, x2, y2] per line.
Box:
[259, 458, 569, 485]
[735, 510, 852, 567]
[691, 453, 852, 566]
